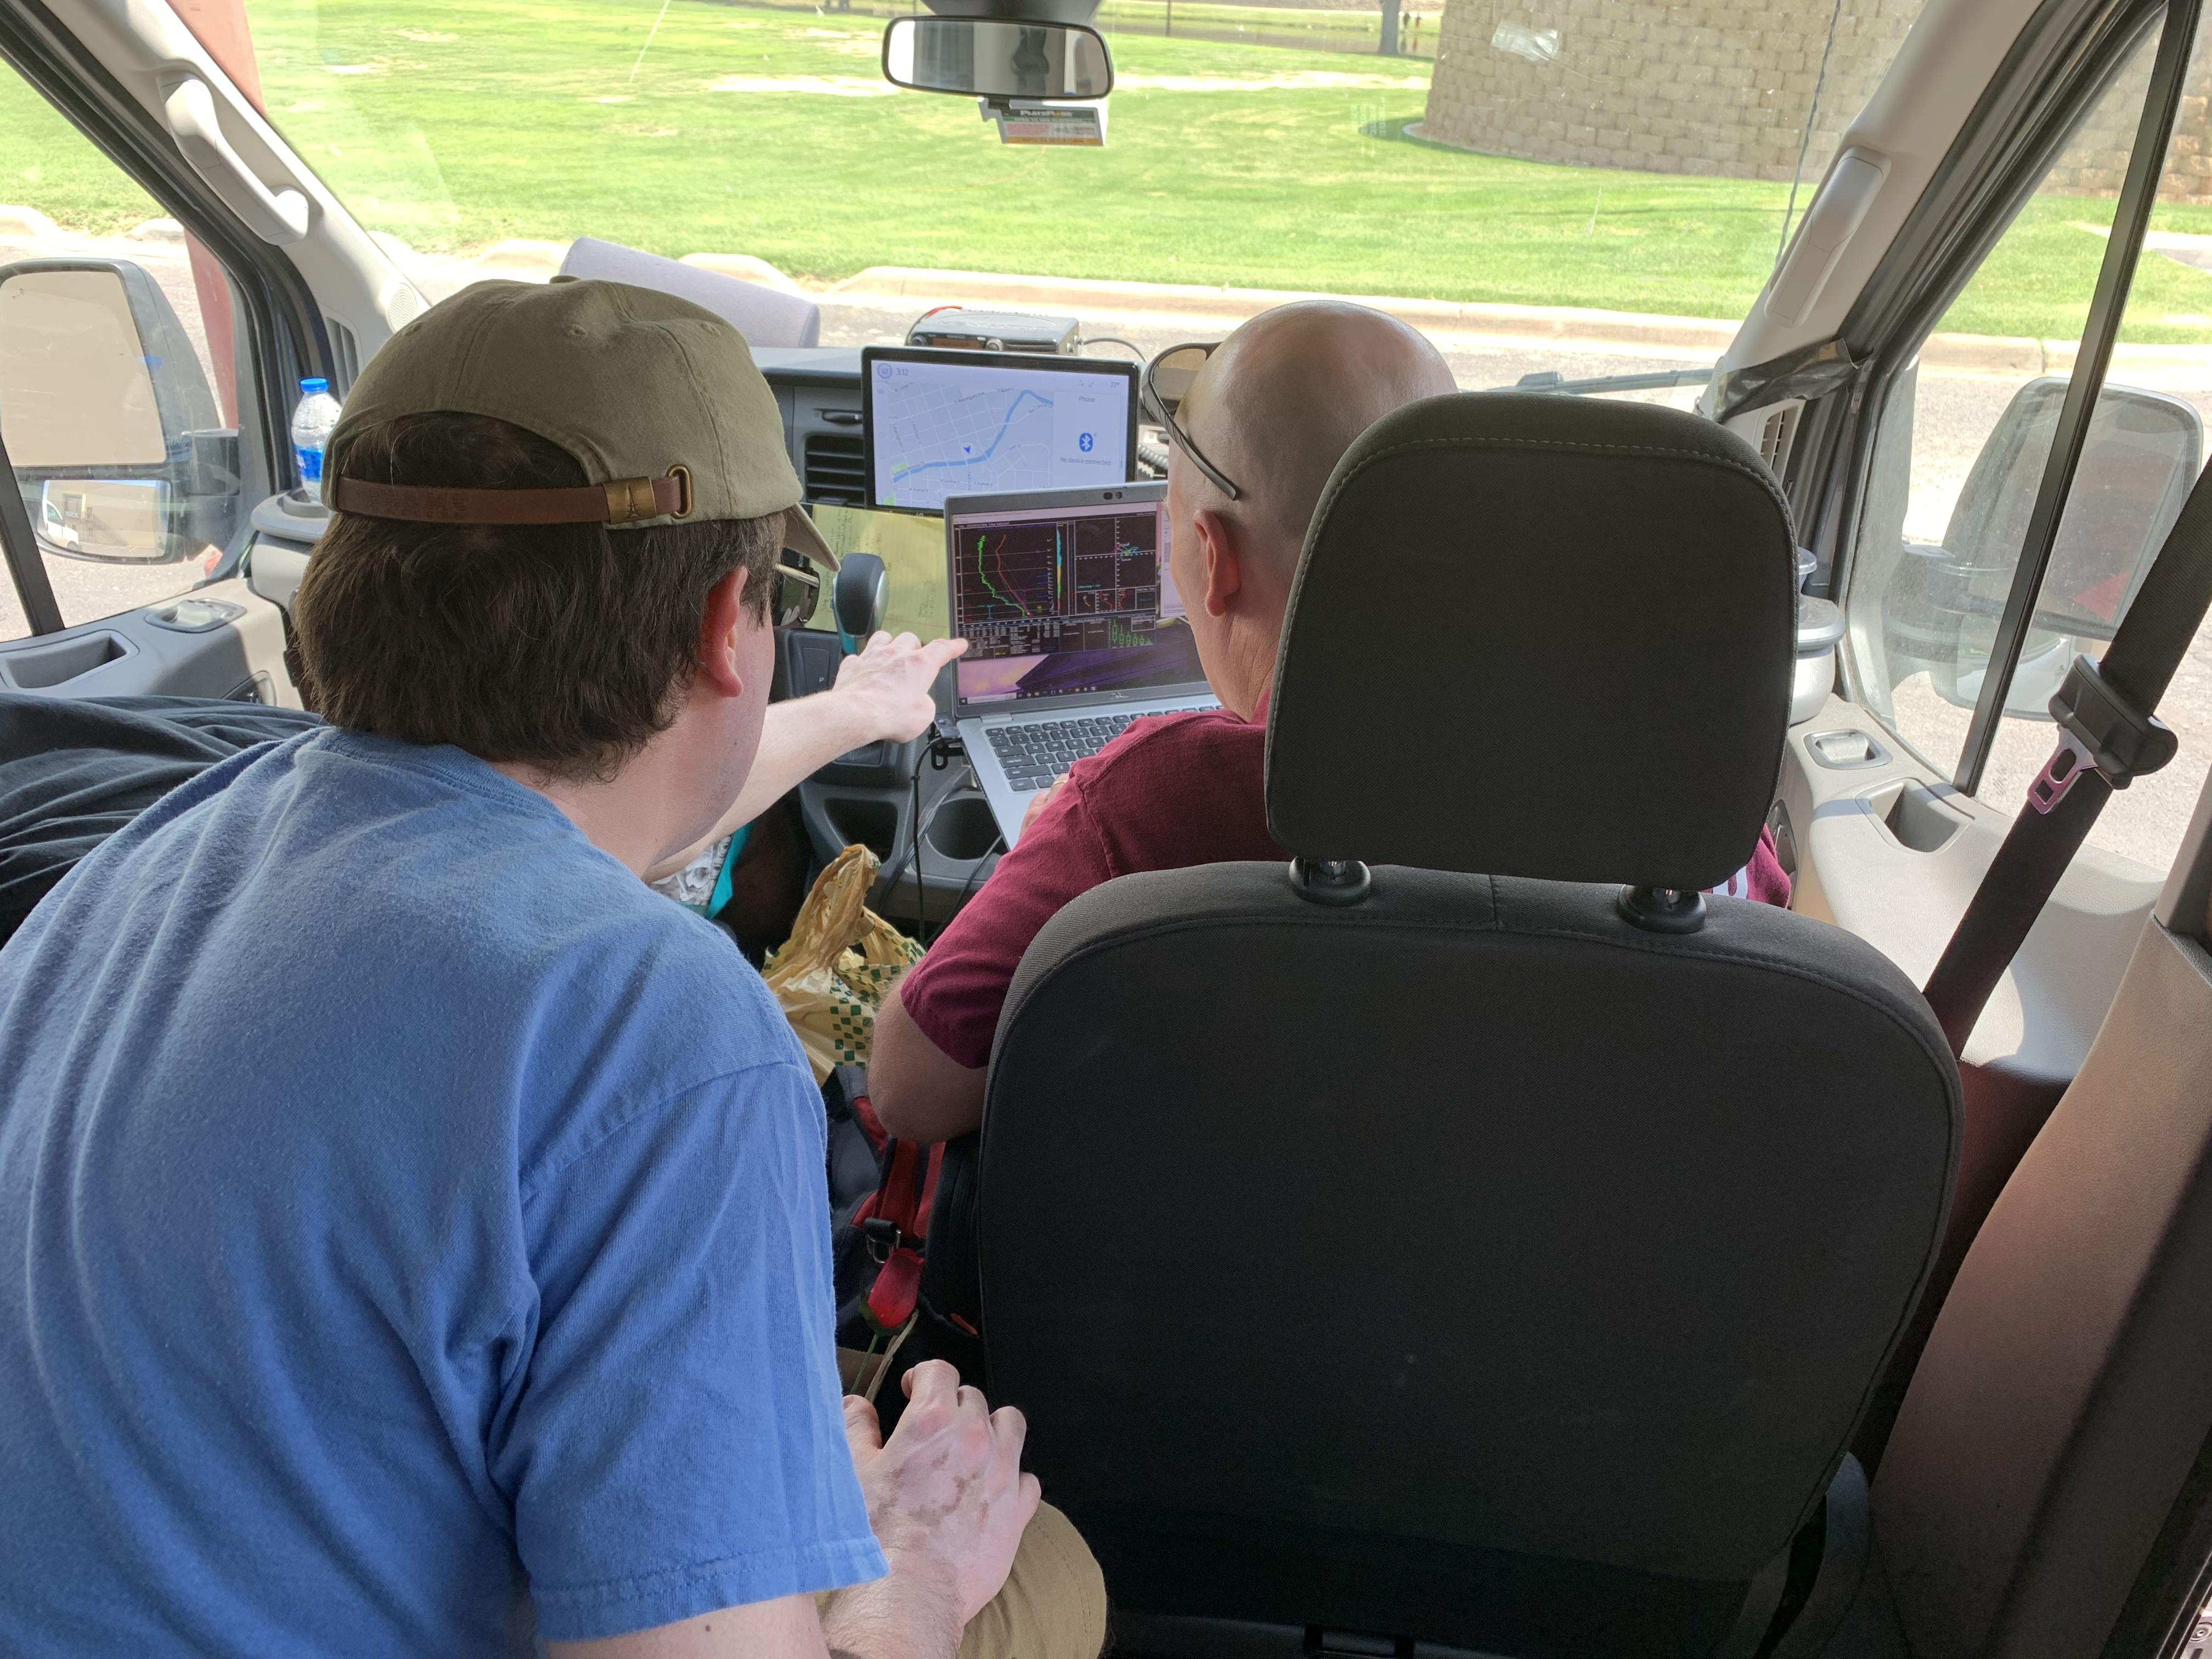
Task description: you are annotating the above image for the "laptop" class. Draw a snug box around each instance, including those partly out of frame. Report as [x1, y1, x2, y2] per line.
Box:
[943, 482, 1217, 848]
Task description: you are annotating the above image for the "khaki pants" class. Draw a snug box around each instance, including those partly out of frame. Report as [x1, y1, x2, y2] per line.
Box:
[834, 1348, 1107, 1659]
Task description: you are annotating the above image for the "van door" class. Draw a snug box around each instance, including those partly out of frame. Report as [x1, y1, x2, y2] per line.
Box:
[0, 0, 422, 704]
[1758, 0, 2212, 1060]
[0, 34, 293, 701]
[1749, 0, 2212, 1406]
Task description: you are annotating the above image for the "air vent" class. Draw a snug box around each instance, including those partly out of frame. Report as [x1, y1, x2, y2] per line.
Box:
[1758, 401, 1802, 476]
[803, 431, 866, 505]
[324, 316, 361, 395]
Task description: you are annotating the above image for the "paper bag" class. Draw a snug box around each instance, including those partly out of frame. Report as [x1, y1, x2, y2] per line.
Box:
[761, 844, 924, 1082]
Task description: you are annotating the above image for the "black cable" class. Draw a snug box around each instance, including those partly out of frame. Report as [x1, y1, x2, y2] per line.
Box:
[1774, 0, 1847, 266]
[877, 729, 966, 940]
[949, 834, 1004, 927]
[1081, 336, 1146, 360]
[874, 740, 933, 905]
[911, 754, 928, 940]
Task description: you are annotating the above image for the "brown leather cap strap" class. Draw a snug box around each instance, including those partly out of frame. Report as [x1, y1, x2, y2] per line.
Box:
[328, 468, 691, 526]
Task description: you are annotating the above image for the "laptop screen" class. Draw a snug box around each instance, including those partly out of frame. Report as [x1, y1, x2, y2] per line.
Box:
[949, 496, 1206, 706]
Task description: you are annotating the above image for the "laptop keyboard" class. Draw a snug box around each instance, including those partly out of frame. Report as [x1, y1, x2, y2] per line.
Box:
[986, 708, 1211, 792]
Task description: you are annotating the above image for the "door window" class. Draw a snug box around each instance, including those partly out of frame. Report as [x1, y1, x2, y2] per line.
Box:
[1844, 12, 2212, 873]
[1970, 52, 2212, 872]
[0, 65, 258, 642]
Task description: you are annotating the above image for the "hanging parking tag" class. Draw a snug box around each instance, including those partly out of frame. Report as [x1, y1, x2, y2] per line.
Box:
[984, 98, 1107, 146]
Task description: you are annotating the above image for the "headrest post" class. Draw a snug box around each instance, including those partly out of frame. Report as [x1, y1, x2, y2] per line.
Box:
[1618, 885, 1707, 934]
[1288, 856, 1371, 907]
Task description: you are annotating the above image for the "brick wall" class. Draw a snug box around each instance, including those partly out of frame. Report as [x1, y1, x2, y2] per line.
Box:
[2039, 30, 2212, 200]
[1415, 0, 2212, 203]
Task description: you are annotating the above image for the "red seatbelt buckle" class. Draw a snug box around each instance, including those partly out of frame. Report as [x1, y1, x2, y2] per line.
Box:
[865, 1245, 923, 1333]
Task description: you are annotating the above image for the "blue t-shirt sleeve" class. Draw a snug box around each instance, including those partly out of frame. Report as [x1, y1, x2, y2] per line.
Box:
[490, 1059, 885, 1641]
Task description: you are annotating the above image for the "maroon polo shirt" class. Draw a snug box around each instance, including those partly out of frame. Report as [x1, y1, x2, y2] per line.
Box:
[899, 702, 1279, 1071]
[896, 700, 1791, 1072]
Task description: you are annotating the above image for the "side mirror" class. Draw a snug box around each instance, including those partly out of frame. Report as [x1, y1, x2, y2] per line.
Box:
[881, 16, 1113, 100]
[1889, 376, 2202, 716]
[0, 258, 232, 566]
[38, 478, 171, 561]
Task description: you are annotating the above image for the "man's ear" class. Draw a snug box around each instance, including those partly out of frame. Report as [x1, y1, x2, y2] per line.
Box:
[695, 565, 754, 699]
[1193, 507, 1245, 620]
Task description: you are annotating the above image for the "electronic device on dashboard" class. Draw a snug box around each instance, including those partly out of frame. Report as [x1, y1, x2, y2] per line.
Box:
[862, 346, 1139, 515]
[941, 480, 1216, 848]
[907, 308, 1082, 354]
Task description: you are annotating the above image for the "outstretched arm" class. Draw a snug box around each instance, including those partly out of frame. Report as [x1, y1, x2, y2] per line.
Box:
[646, 632, 968, 885]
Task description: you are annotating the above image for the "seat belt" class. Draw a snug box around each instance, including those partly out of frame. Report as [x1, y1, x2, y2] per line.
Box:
[854, 1135, 940, 1334]
[1921, 460, 2212, 1055]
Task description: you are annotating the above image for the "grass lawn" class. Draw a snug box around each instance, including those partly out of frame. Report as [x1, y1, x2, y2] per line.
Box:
[3, 0, 2211, 340]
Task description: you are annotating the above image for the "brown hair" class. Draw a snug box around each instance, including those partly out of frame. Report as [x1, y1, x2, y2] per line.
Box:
[294, 412, 783, 782]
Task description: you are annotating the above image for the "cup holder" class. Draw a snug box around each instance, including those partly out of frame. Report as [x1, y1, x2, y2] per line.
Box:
[925, 794, 1000, 862]
[824, 797, 899, 859]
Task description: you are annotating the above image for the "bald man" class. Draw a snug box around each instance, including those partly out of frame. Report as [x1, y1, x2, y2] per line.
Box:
[870, 302, 1462, 1144]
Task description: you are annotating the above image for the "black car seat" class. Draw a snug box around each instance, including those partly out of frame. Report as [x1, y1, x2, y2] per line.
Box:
[969, 393, 1965, 1658]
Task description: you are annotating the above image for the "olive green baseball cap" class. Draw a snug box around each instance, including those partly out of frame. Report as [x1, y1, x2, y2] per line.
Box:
[323, 276, 836, 566]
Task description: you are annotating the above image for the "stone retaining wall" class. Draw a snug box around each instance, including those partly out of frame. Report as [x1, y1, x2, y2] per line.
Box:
[1417, 0, 2212, 204]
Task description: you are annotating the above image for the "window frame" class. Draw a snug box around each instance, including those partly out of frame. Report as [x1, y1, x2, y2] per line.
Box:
[0, 422, 64, 635]
[0, 0, 331, 635]
[1946, 0, 2202, 792]
[1787, 0, 2158, 571]
[1790, 0, 2206, 793]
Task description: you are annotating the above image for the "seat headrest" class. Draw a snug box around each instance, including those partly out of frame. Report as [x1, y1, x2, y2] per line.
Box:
[1265, 392, 1796, 890]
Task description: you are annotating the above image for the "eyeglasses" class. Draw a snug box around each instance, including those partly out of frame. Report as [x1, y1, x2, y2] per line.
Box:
[774, 551, 821, 630]
[1142, 342, 1242, 501]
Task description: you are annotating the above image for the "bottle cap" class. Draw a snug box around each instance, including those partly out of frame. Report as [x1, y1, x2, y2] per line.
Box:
[300, 377, 329, 394]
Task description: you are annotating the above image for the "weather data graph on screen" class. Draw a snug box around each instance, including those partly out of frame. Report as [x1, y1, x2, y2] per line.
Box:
[955, 507, 1162, 661]
[866, 352, 1135, 512]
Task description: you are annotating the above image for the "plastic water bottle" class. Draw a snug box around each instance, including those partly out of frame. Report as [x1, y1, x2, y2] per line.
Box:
[290, 377, 342, 487]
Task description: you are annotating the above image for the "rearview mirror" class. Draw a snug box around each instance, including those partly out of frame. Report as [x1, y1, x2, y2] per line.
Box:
[881, 16, 1113, 100]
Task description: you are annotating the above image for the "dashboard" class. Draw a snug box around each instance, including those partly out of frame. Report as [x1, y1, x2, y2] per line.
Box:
[753, 349, 871, 512]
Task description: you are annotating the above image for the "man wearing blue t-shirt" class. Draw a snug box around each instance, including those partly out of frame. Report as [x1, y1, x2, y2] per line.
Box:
[0, 278, 1103, 1658]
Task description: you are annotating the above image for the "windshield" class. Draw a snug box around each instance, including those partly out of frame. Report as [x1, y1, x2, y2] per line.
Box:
[229, 0, 1927, 400]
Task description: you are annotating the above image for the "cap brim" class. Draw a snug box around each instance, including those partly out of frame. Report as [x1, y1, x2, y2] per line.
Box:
[781, 504, 839, 571]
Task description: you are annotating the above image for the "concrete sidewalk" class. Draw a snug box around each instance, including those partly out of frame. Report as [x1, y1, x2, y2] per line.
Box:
[386, 234, 2212, 380]
[10, 206, 2212, 381]
[820, 264, 1737, 359]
